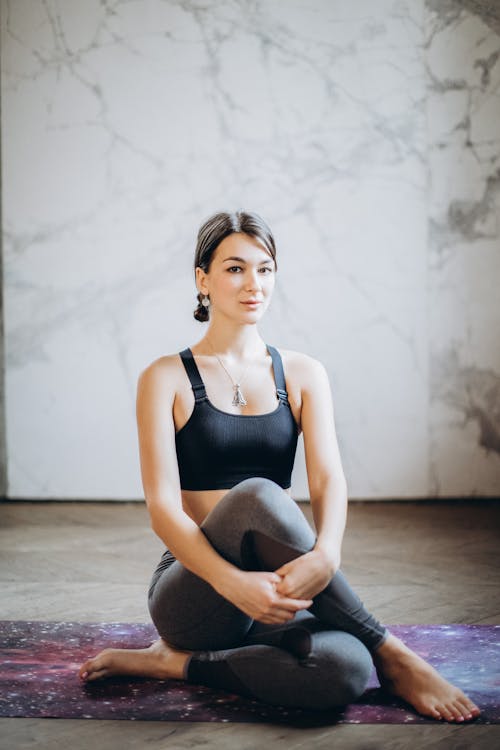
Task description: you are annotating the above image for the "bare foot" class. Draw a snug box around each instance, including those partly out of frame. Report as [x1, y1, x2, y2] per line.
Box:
[372, 633, 481, 723]
[78, 638, 191, 683]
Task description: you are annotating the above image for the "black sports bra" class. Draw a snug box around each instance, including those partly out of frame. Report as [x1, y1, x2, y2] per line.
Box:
[175, 345, 299, 491]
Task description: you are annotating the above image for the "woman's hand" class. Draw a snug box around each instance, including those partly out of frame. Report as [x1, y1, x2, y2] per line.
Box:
[217, 570, 313, 624]
[274, 548, 338, 601]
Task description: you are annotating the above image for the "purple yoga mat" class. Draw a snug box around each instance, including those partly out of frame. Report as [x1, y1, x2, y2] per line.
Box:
[0, 621, 497, 725]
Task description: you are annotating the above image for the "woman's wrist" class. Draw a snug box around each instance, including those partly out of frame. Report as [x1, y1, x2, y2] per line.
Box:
[209, 562, 245, 599]
[313, 543, 341, 572]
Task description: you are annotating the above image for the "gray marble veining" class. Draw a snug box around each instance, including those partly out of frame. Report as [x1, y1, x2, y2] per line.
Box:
[2, 0, 499, 498]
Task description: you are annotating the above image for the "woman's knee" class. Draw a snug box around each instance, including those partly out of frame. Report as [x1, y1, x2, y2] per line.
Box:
[201, 477, 286, 531]
[306, 632, 373, 708]
[266, 635, 372, 711]
[199, 476, 315, 564]
[228, 476, 288, 508]
[206, 476, 305, 531]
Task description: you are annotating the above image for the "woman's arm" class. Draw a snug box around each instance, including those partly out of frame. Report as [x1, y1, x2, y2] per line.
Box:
[136, 359, 234, 585]
[136, 357, 311, 624]
[275, 354, 348, 599]
[301, 355, 348, 566]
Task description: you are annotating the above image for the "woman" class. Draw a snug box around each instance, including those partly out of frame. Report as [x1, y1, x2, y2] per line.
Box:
[80, 211, 480, 722]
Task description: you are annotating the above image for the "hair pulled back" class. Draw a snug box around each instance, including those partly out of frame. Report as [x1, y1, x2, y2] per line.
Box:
[193, 210, 277, 322]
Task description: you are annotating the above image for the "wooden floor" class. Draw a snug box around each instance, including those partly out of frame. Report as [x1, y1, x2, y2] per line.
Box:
[1, 499, 499, 749]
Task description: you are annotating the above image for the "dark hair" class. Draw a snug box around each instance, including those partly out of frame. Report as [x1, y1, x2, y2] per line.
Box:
[193, 210, 277, 322]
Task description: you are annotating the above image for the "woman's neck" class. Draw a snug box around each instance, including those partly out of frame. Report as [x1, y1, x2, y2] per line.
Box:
[197, 324, 267, 360]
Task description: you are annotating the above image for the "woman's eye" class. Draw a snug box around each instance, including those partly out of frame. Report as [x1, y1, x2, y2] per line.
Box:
[227, 266, 273, 273]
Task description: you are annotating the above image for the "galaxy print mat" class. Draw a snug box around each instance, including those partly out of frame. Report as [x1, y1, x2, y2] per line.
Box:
[0, 621, 498, 725]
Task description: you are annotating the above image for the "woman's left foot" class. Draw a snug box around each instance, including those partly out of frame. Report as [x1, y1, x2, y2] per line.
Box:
[78, 637, 191, 682]
[372, 633, 481, 723]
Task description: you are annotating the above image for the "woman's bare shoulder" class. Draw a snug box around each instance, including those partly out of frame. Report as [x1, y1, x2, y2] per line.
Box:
[137, 352, 184, 399]
[140, 351, 182, 374]
[277, 348, 326, 379]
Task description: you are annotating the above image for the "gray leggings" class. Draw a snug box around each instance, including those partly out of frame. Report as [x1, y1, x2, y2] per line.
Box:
[148, 477, 390, 711]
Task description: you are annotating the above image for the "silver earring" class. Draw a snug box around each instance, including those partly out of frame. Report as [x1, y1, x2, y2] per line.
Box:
[201, 295, 210, 308]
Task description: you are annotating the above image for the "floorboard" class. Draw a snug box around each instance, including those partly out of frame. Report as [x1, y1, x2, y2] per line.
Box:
[1, 499, 499, 749]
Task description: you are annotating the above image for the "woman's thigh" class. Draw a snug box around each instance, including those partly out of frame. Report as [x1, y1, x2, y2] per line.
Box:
[148, 476, 318, 651]
[186, 614, 374, 709]
[148, 558, 253, 651]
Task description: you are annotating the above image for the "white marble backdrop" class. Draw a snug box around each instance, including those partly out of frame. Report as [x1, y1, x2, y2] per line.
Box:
[2, 0, 499, 499]
[426, 1, 500, 496]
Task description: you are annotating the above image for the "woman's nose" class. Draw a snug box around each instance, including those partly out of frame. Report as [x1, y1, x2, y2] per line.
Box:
[245, 270, 262, 290]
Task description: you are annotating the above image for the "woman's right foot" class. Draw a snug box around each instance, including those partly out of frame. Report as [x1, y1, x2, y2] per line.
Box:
[78, 637, 191, 682]
[372, 633, 481, 723]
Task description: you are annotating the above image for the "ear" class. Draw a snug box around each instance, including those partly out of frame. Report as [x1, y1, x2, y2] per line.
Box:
[195, 266, 209, 296]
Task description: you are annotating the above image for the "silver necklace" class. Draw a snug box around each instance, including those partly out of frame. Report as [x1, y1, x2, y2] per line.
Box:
[206, 339, 254, 406]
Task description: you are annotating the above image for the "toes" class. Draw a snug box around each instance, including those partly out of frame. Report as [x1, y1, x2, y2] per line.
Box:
[446, 699, 465, 722]
[455, 698, 471, 719]
[465, 700, 481, 717]
[85, 668, 109, 682]
[455, 697, 476, 721]
[79, 654, 108, 681]
[429, 705, 443, 721]
[430, 694, 480, 723]
[78, 660, 94, 679]
[456, 693, 480, 718]
[436, 702, 457, 722]
[457, 690, 480, 715]
[446, 701, 468, 722]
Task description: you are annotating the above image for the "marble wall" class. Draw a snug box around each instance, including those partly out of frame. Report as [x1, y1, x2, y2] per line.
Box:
[426, 0, 500, 495]
[2, 0, 499, 500]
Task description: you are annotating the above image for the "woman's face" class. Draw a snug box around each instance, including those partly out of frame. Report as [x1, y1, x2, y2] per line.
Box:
[197, 232, 276, 322]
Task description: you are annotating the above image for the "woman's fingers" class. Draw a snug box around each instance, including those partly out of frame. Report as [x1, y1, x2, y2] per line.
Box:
[261, 612, 295, 624]
[268, 572, 283, 584]
[277, 596, 313, 612]
[254, 593, 312, 623]
[258, 608, 301, 624]
[235, 571, 312, 622]
[263, 595, 312, 620]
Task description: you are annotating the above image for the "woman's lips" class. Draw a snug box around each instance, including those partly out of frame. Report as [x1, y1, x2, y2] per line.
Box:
[241, 301, 261, 307]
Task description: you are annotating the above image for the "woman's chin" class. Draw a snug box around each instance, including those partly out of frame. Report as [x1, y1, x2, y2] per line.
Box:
[239, 310, 265, 322]
[239, 303, 267, 316]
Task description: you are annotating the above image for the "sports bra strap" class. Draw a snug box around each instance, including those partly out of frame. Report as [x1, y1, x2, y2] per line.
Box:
[266, 344, 289, 405]
[179, 345, 290, 405]
[179, 348, 208, 402]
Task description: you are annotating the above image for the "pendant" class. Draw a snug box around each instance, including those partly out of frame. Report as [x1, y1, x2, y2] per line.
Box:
[232, 384, 247, 406]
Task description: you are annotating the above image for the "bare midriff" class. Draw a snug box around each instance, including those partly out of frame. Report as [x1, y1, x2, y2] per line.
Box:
[182, 487, 293, 527]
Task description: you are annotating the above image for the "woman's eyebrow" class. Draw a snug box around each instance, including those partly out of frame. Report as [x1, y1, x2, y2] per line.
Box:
[222, 256, 273, 264]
